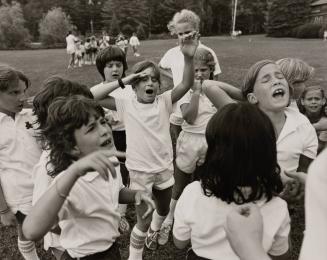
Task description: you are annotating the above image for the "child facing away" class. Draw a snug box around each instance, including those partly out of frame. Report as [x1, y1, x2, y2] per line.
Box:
[173, 102, 290, 260]
[298, 85, 327, 154]
[22, 95, 155, 260]
[91, 31, 199, 259]
[159, 9, 221, 158]
[129, 32, 141, 56]
[0, 64, 42, 260]
[159, 47, 242, 245]
[92, 45, 135, 232]
[276, 58, 314, 109]
[32, 76, 94, 259]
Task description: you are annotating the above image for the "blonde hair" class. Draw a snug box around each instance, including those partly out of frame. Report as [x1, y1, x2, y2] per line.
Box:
[194, 48, 215, 79]
[276, 58, 314, 85]
[167, 9, 200, 35]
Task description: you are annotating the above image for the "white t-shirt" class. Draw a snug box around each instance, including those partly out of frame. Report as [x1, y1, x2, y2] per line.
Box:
[91, 83, 135, 131]
[300, 148, 327, 260]
[66, 34, 76, 54]
[115, 91, 173, 173]
[53, 167, 124, 258]
[173, 181, 290, 260]
[0, 109, 41, 210]
[160, 42, 221, 125]
[129, 36, 140, 46]
[178, 90, 217, 134]
[277, 107, 318, 180]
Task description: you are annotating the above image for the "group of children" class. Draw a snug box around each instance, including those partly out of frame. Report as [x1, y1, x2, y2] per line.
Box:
[2, 8, 327, 260]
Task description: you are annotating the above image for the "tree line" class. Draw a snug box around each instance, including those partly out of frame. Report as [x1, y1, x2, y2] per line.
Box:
[0, 0, 317, 48]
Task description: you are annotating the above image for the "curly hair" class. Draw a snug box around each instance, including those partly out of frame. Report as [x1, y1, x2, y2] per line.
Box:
[43, 95, 105, 177]
[33, 76, 93, 132]
[197, 102, 283, 204]
[0, 63, 30, 92]
[96, 45, 128, 80]
[167, 9, 200, 35]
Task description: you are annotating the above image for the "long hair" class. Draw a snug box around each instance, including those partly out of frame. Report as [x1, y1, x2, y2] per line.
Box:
[197, 102, 283, 204]
[96, 45, 128, 80]
[298, 85, 326, 119]
[43, 95, 105, 177]
[33, 76, 93, 131]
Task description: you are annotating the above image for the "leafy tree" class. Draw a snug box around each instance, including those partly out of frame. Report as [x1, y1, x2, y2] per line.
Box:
[39, 7, 73, 45]
[0, 1, 31, 49]
[267, 0, 311, 37]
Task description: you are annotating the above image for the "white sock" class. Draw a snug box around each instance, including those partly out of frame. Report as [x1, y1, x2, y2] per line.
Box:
[164, 199, 177, 224]
[129, 226, 146, 260]
[18, 238, 40, 260]
[150, 210, 166, 232]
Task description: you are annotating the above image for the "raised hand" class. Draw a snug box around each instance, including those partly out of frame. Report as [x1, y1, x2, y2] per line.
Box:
[280, 171, 305, 202]
[180, 31, 200, 58]
[72, 150, 126, 181]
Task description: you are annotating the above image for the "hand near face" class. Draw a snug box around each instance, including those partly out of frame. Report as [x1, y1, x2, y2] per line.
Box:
[180, 31, 200, 58]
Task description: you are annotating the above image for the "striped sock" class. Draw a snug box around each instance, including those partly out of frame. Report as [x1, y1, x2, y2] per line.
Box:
[129, 226, 146, 260]
[18, 238, 40, 260]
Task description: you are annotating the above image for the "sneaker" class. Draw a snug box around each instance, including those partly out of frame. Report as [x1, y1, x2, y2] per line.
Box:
[158, 222, 172, 245]
[119, 216, 130, 233]
[145, 228, 159, 251]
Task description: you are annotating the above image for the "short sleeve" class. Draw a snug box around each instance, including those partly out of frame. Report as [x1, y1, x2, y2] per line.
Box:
[159, 50, 173, 69]
[159, 90, 173, 115]
[300, 123, 318, 159]
[173, 189, 192, 241]
[268, 210, 290, 256]
[177, 91, 191, 112]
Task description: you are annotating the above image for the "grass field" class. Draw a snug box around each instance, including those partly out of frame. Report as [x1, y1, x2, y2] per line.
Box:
[0, 35, 326, 260]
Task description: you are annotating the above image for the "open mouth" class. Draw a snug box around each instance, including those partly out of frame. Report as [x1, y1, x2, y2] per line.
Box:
[145, 89, 154, 94]
[272, 88, 285, 98]
[101, 138, 112, 147]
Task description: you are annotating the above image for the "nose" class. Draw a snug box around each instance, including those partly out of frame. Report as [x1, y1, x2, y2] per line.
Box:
[19, 91, 27, 102]
[98, 123, 109, 136]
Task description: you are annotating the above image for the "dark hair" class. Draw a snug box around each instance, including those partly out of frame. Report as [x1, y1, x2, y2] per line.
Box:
[197, 102, 283, 204]
[96, 46, 128, 80]
[0, 64, 30, 92]
[131, 60, 160, 89]
[33, 76, 93, 131]
[298, 85, 326, 119]
[43, 95, 105, 177]
[242, 60, 276, 99]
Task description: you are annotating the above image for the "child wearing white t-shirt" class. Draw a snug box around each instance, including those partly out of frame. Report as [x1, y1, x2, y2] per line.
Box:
[0, 64, 42, 260]
[173, 103, 290, 260]
[23, 96, 154, 260]
[91, 32, 199, 259]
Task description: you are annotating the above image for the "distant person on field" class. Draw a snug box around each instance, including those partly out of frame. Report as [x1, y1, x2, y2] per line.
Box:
[0, 64, 42, 260]
[74, 40, 83, 67]
[324, 30, 327, 41]
[129, 32, 141, 57]
[90, 36, 98, 65]
[84, 38, 92, 65]
[66, 31, 77, 69]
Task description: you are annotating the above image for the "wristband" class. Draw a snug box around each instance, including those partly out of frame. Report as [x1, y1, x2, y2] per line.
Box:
[0, 207, 10, 215]
[118, 78, 125, 89]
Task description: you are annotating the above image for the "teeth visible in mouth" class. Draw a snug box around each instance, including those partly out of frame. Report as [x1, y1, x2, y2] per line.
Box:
[273, 89, 285, 97]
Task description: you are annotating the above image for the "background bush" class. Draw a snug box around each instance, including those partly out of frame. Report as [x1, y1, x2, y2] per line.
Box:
[293, 23, 323, 38]
[39, 7, 72, 47]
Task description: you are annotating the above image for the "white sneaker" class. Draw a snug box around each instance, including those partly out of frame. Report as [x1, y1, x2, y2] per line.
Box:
[158, 222, 172, 245]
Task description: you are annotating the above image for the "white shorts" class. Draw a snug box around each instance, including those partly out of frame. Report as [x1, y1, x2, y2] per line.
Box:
[9, 201, 32, 215]
[129, 165, 174, 193]
[176, 131, 208, 174]
[66, 46, 75, 55]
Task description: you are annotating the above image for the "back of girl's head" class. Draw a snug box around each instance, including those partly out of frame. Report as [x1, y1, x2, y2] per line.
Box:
[167, 9, 200, 35]
[131, 60, 160, 88]
[44, 95, 105, 177]
[298, 85, 326, 115]
[194, 47, 215, 79]
[242, 59, 276, 98]
[198, 102, 283, 204]
[0, 64, 30, 92]
[96, 46, 128, 79]
[33, 76, 93, 131]
[276, 58, 314, 85]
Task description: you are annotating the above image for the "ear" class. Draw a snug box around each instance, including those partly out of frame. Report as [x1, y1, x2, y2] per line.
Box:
[69, 146, 81, 158]
[247, 93, 258, 104]
[300, 99, 305, 106]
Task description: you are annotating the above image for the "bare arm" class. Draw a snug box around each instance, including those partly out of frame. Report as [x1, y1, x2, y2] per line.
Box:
[202, 80, 236, 109]
[173, 236, 190, 249]
[97, 96, 117, 111]
[0, 181, 16, 226]
[180, 82, 202, 124]
[297, 154, 313, 173]
[313, 117, 327, 131]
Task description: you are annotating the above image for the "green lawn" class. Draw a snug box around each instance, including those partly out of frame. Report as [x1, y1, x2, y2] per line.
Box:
[0, 35, 326, 260]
